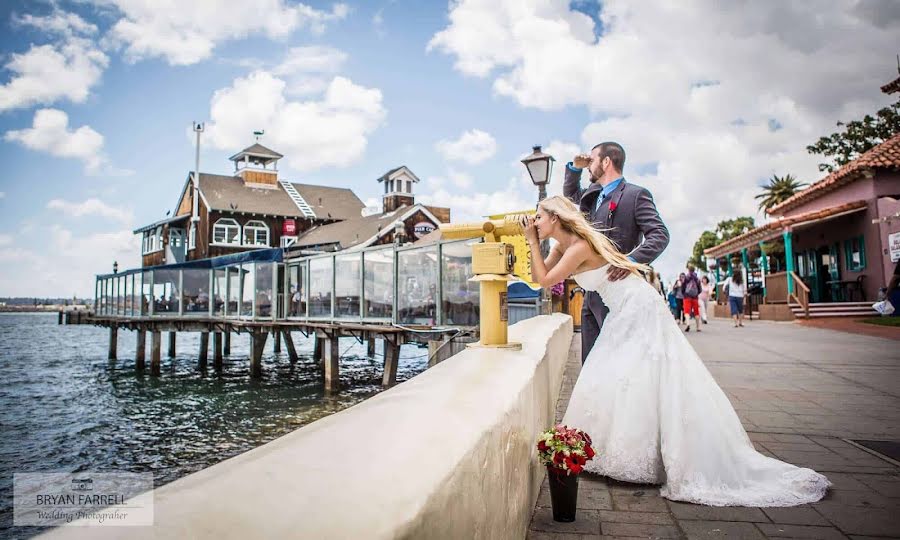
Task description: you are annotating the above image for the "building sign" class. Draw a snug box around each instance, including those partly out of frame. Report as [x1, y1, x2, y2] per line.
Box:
[412, 221, 436, 239]
[890, 231, 900, 262]
[283, 219, 297, 236]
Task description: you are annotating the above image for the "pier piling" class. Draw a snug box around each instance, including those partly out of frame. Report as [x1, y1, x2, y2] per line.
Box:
[250, 332, 267, 378]
[213, 332, 223, 370]
[168, 332, 176, 358]
[367, 337, 376, 357]
[283, 331, 298, 364]
[136, 329, 146, 370]
[108, 327, 118, 360]
[383, 339, 400, 387]
[273, 331, 281, 353]
[323, 334, 340, 392]
[223, 331, 231, 356]
[151, 331, 161, 376]
[313, 335, 323, 365]
[198, 332, 209, 369]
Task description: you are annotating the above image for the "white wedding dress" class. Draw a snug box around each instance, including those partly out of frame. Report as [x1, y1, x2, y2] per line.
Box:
[562, 266, 830, 507]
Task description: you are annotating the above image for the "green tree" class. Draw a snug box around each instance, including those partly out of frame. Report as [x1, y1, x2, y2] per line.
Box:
[688, 217, 756, 271]
[807, 98, 900, 173]
[754, 174, 807, 212]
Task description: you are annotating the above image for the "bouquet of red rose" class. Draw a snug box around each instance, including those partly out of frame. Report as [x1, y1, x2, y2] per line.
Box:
[536, 424, 596, 475]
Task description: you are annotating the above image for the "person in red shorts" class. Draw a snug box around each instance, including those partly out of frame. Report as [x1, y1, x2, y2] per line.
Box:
[682, 264, 702, 332]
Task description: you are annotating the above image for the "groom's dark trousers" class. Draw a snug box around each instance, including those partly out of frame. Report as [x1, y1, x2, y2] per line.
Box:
[563, 164, 670, 364]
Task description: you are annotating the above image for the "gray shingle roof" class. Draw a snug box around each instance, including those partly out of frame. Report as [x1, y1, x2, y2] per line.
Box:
[291, 183, 365, 220]
[228, 143, 283, 161]
[196, 174, 365, 219]
[294, 211, 400, 250]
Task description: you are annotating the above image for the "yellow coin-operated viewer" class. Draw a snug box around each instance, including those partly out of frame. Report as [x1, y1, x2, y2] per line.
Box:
[439, 213, 533, 350]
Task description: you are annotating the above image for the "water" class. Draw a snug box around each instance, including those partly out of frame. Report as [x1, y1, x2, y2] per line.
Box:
[0, 313, 428, 538]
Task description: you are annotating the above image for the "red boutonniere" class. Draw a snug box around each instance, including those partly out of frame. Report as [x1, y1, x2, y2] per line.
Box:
[609, 201, 618, 212]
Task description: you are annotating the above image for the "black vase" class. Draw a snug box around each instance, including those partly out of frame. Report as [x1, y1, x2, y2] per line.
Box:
[546, 466, 579, 522]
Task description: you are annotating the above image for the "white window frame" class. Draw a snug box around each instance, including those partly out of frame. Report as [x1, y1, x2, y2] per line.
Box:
[188, 223, 196, 250]
[213, 218, 241, 246]
[243, 220, 270, 247]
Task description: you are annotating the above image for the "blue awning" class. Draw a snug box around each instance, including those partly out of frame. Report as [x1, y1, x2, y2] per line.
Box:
[97, 248, 283, 277]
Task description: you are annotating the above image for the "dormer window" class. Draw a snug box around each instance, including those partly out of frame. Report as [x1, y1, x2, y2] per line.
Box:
[213, 218, 241, 245]
[243, 220, 270, 247]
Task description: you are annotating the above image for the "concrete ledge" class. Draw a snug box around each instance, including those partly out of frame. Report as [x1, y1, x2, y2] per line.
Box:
[42, 314, 574, 540]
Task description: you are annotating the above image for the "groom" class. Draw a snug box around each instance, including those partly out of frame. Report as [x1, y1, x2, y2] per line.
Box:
[564, 142, 669, 363]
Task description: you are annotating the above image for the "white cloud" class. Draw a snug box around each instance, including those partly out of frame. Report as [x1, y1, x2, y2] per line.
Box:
[0, 226, 139, 297]
[418, 177, 534, 223]
[0, 11, 108, 112]
[47, 198, 133, 225]
[435, 129, 498, 164]
[274, 46, 347, 76]
[0, 192, 5, 199]
[205, 70, 386, 173]
[12, 9, 98, 37]
[100, 0, 350, 65]
[429, 0, 900, 281]
[4, 109, 129, 176]
[0, 234, 12, 247]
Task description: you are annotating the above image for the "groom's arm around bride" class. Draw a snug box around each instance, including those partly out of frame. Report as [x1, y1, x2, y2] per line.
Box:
[564, 141, 669, 363]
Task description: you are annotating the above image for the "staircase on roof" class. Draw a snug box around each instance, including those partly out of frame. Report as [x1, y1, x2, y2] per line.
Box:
[789, 301, 876, 319]
[279, 180, 317, 218]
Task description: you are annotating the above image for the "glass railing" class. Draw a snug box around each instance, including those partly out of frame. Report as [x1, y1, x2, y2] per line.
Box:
[95, 239, 480, 325]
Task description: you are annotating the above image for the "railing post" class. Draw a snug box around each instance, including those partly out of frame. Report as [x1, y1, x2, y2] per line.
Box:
[209, 268, 215, 318]
[149, 271, 155, 316]
[758, 242, 768, 300]
[359, 251, 365, 320]
[783, 230, 794, 297]
[330, 255, 336, 320]
[178, 269, 184, 316]
[436, 242, 443, 325]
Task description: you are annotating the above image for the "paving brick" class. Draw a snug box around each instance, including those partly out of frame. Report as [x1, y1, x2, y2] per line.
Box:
[530, 506, 600, 535]
[678, 520, 766, 539]
[814, 488, 899, 509]
[761, 507, 829, 526]
[667, 501, 769, 523]
[854, 475, 900, 498]
[756, 523, 848, 539]
[577, 489, 613, 510]
[813, 502, 900, 537]
[598, 510, 676, 525]
[600, 522, 682, 538]
[610, 491, 669, 512]
[527, 531, 602, 540]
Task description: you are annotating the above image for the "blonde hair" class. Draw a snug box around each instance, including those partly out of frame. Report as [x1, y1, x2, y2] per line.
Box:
[538, 195, 650, 277]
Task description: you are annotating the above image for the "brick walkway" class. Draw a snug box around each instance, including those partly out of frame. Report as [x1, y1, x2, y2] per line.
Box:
[529, 318, 900, 539]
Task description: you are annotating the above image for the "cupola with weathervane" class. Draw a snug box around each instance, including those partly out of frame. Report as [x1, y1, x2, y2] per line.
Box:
[377, 165, 420, 213]
[229, 133, 283, 188]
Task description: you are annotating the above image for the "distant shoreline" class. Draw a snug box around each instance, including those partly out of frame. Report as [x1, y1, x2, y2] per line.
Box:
[0, 306, 90, 313]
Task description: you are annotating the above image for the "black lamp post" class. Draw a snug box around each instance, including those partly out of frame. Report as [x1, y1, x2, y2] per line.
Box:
[113, 261, 118, 274]
[521, 145, 555, 202]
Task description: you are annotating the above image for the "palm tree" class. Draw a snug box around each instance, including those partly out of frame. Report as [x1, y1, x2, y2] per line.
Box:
[755, 174, 808, 212]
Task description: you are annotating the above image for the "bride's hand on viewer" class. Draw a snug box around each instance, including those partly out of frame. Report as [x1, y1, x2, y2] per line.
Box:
[521, 215, 539, 246]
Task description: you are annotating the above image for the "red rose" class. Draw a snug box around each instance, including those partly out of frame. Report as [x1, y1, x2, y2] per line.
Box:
[553, 452, 565, 465]
[537, 440, 549, 453]
[609, 201, 618, 212]
[584, 445, 595, 459]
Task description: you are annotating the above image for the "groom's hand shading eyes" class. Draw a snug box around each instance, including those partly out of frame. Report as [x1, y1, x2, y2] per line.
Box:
[607, 266, 630, 281]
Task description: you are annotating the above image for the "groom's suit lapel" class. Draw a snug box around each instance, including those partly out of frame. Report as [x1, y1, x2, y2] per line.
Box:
[593, 180, 627, 228]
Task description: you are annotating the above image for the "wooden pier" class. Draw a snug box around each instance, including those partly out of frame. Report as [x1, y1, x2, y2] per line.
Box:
[62, 312, 475, 391]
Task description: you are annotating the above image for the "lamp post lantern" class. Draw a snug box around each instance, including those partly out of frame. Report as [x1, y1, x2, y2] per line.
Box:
[521, 145, 555, 202]
[112, 261, 118, 274]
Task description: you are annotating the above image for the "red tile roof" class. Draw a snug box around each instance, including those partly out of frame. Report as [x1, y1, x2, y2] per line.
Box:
[767, 132, 900, 215]
[705, 200, 868, 258]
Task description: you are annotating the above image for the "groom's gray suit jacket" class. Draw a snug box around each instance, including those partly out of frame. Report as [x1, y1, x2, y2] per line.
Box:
[563, 165, 669, 363]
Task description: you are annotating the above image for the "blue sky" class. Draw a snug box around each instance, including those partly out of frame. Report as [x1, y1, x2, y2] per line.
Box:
[1, 0, 898, 297]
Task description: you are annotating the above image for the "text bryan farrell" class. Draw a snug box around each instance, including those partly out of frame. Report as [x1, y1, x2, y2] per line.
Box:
[36, 493, 127, 506]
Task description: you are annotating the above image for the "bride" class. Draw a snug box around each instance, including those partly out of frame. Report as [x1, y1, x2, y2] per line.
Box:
[522, 195, 830, 507]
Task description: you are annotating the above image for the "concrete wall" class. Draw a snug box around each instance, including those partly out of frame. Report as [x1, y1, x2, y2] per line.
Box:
[42, 314, 574, 540]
